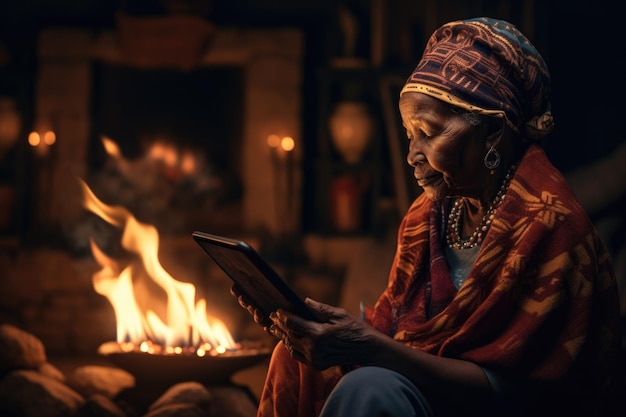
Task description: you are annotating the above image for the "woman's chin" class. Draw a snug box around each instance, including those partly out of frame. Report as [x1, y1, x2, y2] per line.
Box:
[421, 186, 448, 201]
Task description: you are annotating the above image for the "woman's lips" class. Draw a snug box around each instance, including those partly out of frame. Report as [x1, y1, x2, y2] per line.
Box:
[415, 173, 442, 187]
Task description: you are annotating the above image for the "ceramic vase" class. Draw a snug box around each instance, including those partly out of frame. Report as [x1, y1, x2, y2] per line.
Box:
[328, 101, 373, 164]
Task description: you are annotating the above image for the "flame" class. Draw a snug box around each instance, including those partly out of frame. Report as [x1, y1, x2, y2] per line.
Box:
[101, 136, 121, 159]
[79, 178, 236, 355]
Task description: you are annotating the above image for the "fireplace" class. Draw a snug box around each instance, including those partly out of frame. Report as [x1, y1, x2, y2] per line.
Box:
[0, 26, 305, 415]
[2, 24, 303, 361]
[31, 25, 304, 241]
[86, 63, 245, 235]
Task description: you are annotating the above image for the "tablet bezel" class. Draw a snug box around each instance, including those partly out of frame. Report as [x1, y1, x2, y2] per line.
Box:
[192, 231, 321, 322]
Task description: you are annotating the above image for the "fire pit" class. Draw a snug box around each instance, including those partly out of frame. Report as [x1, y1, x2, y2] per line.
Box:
[76, 176, 271, 391]
[99, 341, 270, 387]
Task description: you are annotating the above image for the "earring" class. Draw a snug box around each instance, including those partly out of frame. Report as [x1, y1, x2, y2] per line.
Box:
[484, 145, 500, 174]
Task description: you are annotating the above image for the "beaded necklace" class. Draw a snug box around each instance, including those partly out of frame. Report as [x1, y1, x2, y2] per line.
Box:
[446, 165, 516, 250]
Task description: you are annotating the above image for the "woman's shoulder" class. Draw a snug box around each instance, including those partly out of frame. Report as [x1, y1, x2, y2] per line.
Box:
[503, 145, 598, 239]
[513, 145, 587, 216]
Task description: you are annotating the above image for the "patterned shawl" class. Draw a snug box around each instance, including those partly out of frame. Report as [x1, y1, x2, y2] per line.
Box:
[257, 146, 621, 417]
[370, 145, 621, 414]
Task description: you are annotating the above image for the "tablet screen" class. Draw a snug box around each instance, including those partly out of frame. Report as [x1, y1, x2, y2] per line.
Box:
[192, 231, 321, 322]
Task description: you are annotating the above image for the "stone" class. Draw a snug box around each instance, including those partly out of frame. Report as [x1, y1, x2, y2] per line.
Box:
[0, 324, 47, 372]
[206, 386, 257, 417]
[39, 361, 66, 383]
[148, 381, 212, 412]
[77, 393, 127, 417]
[66, 365, 136, 398]
[143, 403, 206, 417]
[0, 369, 85, 417]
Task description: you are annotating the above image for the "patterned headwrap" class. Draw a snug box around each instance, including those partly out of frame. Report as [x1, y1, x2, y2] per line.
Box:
[401, 17, 554, 141]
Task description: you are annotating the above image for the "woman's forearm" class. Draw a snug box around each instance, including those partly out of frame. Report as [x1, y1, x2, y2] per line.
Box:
[362, 327, 491, 395]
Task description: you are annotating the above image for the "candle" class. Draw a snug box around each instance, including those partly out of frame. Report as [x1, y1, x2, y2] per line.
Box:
[281, 136, 295, 231]
[28, 130, 56, 158]
[267, 134, 282, 232]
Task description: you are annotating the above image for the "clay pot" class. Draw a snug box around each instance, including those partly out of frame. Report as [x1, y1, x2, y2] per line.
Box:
[328, 101, 374, 164]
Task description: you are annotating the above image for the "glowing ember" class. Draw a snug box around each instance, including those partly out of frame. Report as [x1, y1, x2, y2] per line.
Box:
[78, 178, 237, 356]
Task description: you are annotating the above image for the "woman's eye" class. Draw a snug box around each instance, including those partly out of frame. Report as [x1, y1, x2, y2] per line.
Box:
[406, 127, 436, 141]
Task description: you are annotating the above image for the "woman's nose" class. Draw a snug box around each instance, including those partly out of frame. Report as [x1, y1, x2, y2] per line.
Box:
[406, 152, 416, 167]
[406, 142, 423, 167]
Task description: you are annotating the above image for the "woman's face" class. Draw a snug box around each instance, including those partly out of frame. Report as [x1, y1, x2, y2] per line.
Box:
[399, 92, 490, 201]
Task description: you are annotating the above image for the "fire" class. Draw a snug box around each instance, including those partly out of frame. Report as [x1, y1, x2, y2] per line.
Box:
[78, 178, 236, 356]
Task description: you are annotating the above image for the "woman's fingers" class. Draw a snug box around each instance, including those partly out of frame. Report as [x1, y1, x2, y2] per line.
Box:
[230, 284, 273, 330]
[305, 298, 346, 321]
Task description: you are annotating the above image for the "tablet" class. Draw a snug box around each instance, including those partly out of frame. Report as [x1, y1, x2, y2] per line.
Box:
[192, 231, 321, 322]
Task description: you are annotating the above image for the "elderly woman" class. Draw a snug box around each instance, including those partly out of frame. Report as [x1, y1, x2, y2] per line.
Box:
[233, 17, 622, 417]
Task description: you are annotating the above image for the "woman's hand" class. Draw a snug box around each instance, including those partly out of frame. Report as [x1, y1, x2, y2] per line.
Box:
[270, 298, 376, 370]
[229, 284, 273, 334]
[272, 298, 494, 400]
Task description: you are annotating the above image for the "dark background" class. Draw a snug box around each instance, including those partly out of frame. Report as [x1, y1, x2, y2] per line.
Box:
[1, 0, 624, 227]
